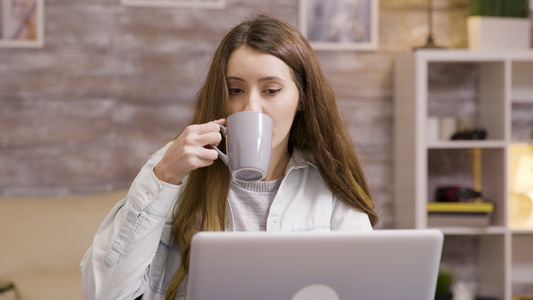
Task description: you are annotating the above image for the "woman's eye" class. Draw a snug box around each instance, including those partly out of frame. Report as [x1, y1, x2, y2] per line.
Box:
[229, 88, 244, 95]
[264, 89, 281, 95]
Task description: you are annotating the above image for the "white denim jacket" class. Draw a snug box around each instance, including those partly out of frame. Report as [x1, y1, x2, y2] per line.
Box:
[80, 143, 373, 300]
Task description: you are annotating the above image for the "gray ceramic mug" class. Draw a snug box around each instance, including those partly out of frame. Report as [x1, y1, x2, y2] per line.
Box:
[210, 111, 273, 182]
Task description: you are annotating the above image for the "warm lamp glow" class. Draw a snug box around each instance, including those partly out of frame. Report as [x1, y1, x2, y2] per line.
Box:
[510, 154, 533, 229]
[514, 155, 533, 193]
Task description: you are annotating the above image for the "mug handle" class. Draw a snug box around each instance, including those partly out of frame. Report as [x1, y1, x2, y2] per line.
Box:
[208, 125, 229, 166]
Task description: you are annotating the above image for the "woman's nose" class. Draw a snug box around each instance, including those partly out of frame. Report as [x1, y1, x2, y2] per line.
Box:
[242, 92, 261, 112]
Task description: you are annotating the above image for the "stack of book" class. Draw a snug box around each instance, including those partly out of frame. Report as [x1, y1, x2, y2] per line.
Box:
[427, 202, 494, 228]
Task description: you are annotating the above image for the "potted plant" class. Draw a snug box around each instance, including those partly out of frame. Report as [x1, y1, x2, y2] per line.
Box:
[435, 269, 454, 300]
[467, 0, 531, 50]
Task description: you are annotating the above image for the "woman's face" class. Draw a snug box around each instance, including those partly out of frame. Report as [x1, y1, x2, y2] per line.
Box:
[226, 45, 300, 154]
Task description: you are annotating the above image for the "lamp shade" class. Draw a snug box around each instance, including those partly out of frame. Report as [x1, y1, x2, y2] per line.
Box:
[514, 155, 533, 193]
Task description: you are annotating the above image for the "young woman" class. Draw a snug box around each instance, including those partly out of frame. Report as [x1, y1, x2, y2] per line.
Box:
[81, 15, 378, 300]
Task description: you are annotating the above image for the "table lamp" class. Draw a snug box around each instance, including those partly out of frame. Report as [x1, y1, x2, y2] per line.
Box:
[414, 0, 444, 50]
[510, 154, 533, 229]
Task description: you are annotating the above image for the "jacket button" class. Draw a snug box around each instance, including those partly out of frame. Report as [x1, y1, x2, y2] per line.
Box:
[273, 217, 280, 223]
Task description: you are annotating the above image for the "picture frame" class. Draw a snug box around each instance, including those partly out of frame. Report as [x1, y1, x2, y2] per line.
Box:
[121, 0, 225, 9]
[0, 0, 44, 48]
[299, 0, 378, 51]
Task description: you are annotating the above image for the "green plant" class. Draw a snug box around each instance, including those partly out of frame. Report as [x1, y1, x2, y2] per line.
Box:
[469, 0, 530, 18]
[435, 269, 454, 298]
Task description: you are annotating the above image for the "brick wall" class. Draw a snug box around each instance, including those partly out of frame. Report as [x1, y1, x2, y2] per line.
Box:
[0, 0, 474, 230]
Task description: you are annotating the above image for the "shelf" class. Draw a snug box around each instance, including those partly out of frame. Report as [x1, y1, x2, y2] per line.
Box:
[409, 49, 533, 62]
[510, 140, 533, 144]
[395, 50, 533, 300]
[433, 226, 507, 235]
[511, 229, 533, 234]
[427, 140, 507, 149]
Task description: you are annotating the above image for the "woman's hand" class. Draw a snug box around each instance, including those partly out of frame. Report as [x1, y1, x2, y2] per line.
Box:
[154, 119, 225, 185]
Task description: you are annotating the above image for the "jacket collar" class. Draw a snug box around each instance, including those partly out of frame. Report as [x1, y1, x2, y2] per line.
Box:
[284, 148, 316, 175]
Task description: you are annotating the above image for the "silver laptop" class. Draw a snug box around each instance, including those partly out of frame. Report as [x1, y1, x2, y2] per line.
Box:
[188, 229, 444, 300]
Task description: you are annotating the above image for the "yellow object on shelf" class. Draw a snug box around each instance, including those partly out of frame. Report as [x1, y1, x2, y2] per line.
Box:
[427, 202, 494, 228]
[427, 202, 494, 213]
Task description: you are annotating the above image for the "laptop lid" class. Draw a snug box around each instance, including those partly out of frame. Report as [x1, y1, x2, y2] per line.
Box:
[188, 229, 444, 300]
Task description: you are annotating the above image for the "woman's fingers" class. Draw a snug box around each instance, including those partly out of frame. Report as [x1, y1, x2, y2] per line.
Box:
[153, 120, 226, 185]
[189, 119, 225, 135]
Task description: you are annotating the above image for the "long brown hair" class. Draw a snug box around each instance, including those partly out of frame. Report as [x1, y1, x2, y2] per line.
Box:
[165, 15, 378, 299]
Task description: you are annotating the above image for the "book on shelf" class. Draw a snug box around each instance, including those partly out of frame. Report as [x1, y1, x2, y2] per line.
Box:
[427, 202, 494, 228]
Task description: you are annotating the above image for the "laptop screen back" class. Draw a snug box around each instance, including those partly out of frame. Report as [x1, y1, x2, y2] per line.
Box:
[188, 229, 443, 300]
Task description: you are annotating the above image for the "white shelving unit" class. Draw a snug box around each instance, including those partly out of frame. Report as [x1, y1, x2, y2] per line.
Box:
[394, 50, 533, 300]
